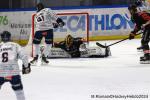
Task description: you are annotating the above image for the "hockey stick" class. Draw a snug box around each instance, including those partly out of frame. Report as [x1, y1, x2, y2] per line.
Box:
[96, 32, 143, 48]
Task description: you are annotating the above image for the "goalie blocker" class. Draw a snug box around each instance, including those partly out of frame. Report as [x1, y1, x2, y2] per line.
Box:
[40, 35, 111, 58]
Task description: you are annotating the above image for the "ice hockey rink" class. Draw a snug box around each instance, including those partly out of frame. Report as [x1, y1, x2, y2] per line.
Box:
[0, 39, 150, 100]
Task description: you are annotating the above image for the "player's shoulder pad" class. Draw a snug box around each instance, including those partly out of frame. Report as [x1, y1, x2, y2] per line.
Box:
[39, 8, 48, 13]
[8, 42, 21, 47]
[44, 8, 52, 12]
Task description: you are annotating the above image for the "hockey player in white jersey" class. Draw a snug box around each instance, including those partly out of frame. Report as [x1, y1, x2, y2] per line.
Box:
[0, 31, 31, 100]
[30, 2, 65, 64]
[135, 0, 150, 11]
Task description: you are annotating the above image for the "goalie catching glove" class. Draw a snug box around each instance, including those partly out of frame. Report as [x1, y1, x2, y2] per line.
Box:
[22, 63, 31, 74]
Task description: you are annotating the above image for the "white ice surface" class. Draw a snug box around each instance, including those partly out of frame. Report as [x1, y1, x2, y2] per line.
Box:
[0, 39, 150, 100]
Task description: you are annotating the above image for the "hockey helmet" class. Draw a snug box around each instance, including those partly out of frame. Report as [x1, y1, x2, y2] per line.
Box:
[128, 4, 138, 12]
[1, 31, 11, 42]
[36, 2, 44, 12]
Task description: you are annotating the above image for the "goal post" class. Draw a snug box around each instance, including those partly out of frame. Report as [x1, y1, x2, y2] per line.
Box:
[29, 12, 89, 57]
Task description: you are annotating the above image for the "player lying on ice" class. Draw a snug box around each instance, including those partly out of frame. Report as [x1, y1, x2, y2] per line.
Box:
[47, 34, 111, 58]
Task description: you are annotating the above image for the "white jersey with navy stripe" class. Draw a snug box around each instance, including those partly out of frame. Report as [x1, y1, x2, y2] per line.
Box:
[141, 0, 150, 11]
[0, 42, 29, 77]
[35, 8, 58, 31]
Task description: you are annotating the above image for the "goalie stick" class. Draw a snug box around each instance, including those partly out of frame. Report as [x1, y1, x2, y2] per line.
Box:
[96, 31, 143, 48]
[96, 38, 129, 48]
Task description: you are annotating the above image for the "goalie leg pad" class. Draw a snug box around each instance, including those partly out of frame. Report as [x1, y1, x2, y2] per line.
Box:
[10, 75, 23, 91]
[86, 46, 111, 58]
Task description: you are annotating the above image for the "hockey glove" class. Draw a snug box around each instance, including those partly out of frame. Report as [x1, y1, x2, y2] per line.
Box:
[58, 21, 65, 27]
[56, 18, 65, 27]
[22, 63, 31, 74]
[129, 33, 135, 40]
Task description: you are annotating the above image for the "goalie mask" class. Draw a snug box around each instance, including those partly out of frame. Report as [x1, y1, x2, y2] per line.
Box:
[65, 35, 73, 47]
[36, 2, 44, 12]
[1, 31, 11, 42]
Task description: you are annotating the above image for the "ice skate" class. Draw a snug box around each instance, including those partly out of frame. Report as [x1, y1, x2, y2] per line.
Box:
[140, 56, 150, 64]
[30, 55, 38, 65]
[41, 55, 49, 65]
[137, 46, 144, 52]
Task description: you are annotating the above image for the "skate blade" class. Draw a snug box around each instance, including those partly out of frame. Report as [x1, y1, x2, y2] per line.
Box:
[41, 61, 49, 65]
[140, 60, 150, 64]
[137, 50, 143, 52]
[30, 62, 38, 66]
[30, 63, 37, 66]
[41, 63, 49, 66]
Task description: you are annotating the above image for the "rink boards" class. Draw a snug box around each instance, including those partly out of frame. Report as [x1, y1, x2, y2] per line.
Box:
[0, 6, 139, 46]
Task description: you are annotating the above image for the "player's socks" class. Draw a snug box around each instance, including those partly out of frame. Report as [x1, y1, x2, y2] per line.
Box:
[15, 90, 25, 100]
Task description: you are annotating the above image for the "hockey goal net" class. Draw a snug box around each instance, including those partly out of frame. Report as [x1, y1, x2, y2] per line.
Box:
[27, 12, 89, 57]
